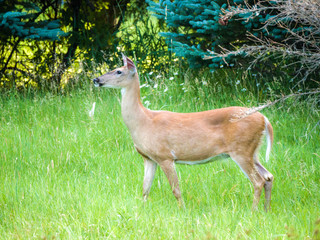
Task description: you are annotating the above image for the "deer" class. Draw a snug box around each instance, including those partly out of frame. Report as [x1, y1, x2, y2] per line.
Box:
[93, 54, 274, 211]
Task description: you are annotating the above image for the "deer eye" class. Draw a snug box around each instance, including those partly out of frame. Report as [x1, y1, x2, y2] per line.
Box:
[116, 70, 122, 75]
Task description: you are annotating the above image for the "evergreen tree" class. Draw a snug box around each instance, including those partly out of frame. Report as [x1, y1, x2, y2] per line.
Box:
[0, 0, 68, 88]
[0, 0, 67, 40]
[147, 0, 312, 69]
[0, 0, 131, 90]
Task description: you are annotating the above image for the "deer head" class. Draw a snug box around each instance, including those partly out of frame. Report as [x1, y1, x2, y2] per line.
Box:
[93, 53, 137, 88]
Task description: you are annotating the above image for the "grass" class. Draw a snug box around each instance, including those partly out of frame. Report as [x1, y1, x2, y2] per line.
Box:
[0, 69, 319, 239]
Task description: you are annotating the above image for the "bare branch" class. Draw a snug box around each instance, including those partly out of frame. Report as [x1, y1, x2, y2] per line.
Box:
[205, 0, 320, 82]
[231, 89, 320, 121]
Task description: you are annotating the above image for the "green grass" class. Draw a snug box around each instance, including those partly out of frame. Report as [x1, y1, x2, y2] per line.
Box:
[0, 70, 319, 239]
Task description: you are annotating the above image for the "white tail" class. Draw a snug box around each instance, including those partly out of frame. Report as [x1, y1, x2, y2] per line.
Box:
[264, 116, 273, 162]
[93, 54, 274, 211]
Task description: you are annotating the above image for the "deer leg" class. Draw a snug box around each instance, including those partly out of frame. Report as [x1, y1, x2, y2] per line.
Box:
[254, 158, 274, 212]
[142, 158, 158, 201]
[263, 176, 273, 212]
[231, 154, 265, 211]
[159, 159, 184, 208]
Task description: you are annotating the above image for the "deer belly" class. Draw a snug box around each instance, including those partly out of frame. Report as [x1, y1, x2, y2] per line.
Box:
[175, 153, 229, 165]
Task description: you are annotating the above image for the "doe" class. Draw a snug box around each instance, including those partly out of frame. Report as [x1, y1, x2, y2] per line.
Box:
[93, 54, 274, 211]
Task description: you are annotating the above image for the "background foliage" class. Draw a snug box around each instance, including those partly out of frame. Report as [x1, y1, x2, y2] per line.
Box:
[1, 0, 319, 91]
[0, 0, 131, 90]
[147, 0, 320, 87]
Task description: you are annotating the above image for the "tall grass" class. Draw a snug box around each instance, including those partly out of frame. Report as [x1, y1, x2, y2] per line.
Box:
[0, 68, 319, 239]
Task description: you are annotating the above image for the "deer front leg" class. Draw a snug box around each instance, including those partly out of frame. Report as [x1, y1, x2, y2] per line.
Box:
[143, 158, 158, 201]
[159, 159, 184, 208]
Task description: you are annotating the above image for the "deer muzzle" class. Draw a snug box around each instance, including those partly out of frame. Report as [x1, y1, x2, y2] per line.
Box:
[93, 78, 101, 87]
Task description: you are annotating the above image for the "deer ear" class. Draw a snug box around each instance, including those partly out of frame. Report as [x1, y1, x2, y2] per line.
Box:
[121, 53, 136, 73]
[121, 53, 127, 67]
[126, 57, 136, 72]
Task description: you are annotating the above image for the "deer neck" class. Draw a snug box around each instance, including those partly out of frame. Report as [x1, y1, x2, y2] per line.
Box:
[121, 73, 147, 132]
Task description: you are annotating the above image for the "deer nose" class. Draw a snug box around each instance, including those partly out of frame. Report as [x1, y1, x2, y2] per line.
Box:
[93, 78, 101, 87]
[93, 78, 99, 84]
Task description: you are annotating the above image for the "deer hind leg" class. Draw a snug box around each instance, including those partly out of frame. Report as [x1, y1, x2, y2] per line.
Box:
[254, 155, 274, 212]
[159, 159, 184, 208]
[142, 158, 158, 201]
[231, 154, 265, 211]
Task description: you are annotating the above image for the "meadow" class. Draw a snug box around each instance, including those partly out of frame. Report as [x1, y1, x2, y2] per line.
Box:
[0, 68, 319, 239]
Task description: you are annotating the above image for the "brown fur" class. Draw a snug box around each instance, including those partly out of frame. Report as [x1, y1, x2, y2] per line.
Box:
[93, 55, 274, 211]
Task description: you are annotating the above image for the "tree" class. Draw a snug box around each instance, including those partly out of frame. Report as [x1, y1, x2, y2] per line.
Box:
[147, 0, 319, 80]
[0, 0, 67, 88]
[0, 0, 130, 90]
[147, 0, 248, 68]
[206, 0, 320, 83]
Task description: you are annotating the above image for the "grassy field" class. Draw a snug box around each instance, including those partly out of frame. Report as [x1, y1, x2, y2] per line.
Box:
[0, 69, 319, 239]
